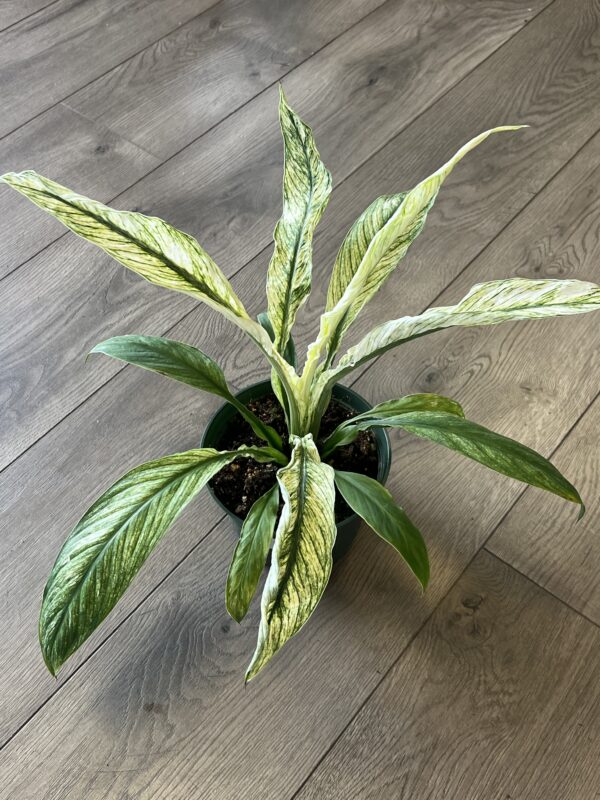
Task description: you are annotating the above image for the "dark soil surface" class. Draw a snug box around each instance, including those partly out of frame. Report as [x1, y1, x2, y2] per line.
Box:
[209, 393, 378, 523]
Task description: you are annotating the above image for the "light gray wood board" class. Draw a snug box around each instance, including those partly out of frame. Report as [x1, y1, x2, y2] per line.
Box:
[488, 391, 600, 622]
[0, 0, 388, 277]
[295, 551, 600, 800]
[0, 0, 57, 31]
[0, 0, 591, 472]
[65, 0, 548, 160]
[0, 104, 160, 275]
[0, 0, 222, 138]
[1, 113, 599, 776]
[65, 0, 390, 160]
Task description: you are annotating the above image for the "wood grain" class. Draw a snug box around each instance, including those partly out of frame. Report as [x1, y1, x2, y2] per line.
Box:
[0, 0, 221, 138]
[66, 0, 388, 160]
[0, 0, 388, 274]
[2, 0, 600, 794]
[0, 0, 57, 31]
[0, 104, 159, 276]
[0, 0, 563, 471]
[296, 551, 600, 800]
[1, 109, 599, 775]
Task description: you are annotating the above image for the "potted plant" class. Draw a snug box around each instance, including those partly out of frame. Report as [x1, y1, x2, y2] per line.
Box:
[3, 88, 599, 681]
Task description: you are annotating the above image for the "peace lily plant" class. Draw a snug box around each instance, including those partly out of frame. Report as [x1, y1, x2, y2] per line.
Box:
[3, 88, 600, 682]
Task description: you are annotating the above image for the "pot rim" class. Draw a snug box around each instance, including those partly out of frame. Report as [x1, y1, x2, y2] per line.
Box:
[201, 379, 392, 531]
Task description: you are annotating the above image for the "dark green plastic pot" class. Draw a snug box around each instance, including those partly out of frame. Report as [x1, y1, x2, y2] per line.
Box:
[202, 380, 392, 562]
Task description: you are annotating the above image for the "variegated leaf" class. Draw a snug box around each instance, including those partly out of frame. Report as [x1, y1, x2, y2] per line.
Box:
[322, 193, 407, 365]
[302, 126, 525, 381]
[91, 335, 283, 450]
[325, 278, 600, 387]
[0, 170, 247, 323]
[266, 87, 332, 354]
[322, 393, 465, 455]
[246, 435, 336, 681]
[226, 484, 280, 623]
[40, 446, 285, 676]
[0, 170, 301, 428]
[257, 311, 297, 368]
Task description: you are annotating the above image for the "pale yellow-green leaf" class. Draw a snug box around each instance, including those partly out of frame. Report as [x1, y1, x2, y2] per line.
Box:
[302, 126, 525, 383]
[246, 435, 336, 680]
[0, 170, 301, 426]
[0, 170, 248, 323]
[266, 87, 332, 354]
[322, 192, 407, 364]
[328, 278, 600, 383]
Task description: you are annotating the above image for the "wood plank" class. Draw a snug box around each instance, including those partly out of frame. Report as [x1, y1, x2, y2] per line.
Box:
[0, 0, 57, 31]
[0, 0, 570, 470]
[0, 0, 221, 138]
[295, 551, 600, 800]
[0, 104, 159, 275]
[488, 393, 600, 622]
[66, 0, 388, 160]
[0, 0, 388, 275]
[1, 106, 599, 771]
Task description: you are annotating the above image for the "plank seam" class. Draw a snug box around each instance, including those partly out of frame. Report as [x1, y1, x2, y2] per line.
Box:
[484, 548, 600, 633]
[0, 0, 61, 35]
[0, 0, 225, 146]
[0, 0, 552, 284]
[63, 103, 162, 165]
[287, 382, 600, 800]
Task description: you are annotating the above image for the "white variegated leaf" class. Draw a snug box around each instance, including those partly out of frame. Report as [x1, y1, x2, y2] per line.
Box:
[266, 87, 332, 354]
[1, 170, 247, 323]
[246, 435, 336, 681]
[302, 126, 525, 383]
[40, 446, 285, 676]
[326, 192, 408, 312]
[1, 170, 301, 426]
[326, 278, 600, 385]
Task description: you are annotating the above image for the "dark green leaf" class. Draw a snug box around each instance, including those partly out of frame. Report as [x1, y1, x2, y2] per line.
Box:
[322, 393, 464, 455]
[92, 335, 283, 451]
[372, 411, 584, 515]
[334, 470, 429, 589]
[226, 485, 280, 623]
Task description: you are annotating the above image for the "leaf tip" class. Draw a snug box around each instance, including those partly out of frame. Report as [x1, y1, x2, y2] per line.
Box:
[1, 169, 37, 185]
[0, 171, 17, 186]
[278, 82, 288, 107]
[39, 638, 59, 678]
[226, 601, 244, 625]
[577, 501, 586, 521]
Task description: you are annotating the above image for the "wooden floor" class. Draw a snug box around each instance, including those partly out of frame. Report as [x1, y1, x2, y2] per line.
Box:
[1, 0, 600, 796]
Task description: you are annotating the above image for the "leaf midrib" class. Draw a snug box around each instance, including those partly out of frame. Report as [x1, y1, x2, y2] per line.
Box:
[43, 454, 228, 662]
[32, 184, 229, 310]
[277, 114, 318, 351]
[267, 446, 309, 624]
